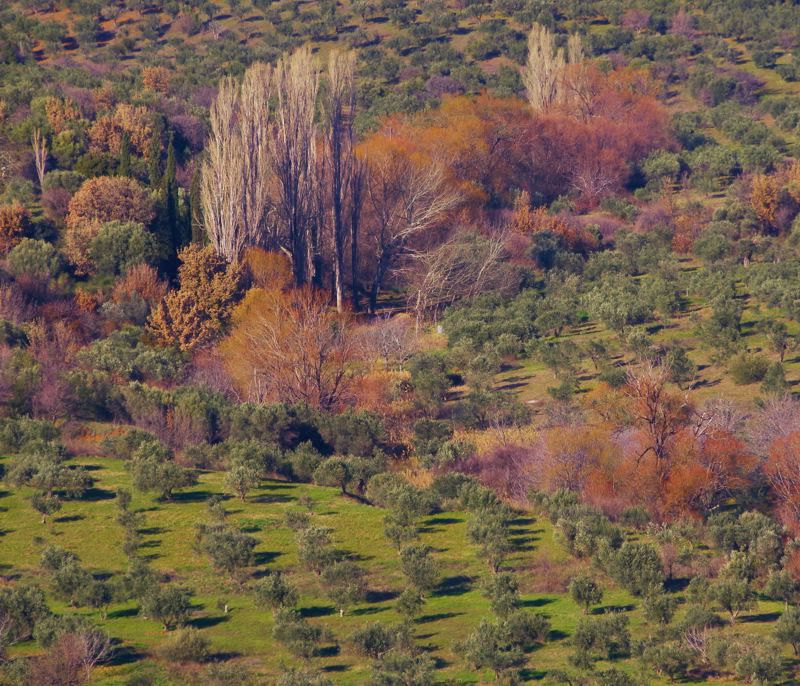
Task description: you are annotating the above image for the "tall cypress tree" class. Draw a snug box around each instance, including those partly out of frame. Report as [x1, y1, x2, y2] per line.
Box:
[160, 132, 186, 275]
[147, 135, 161, 189]
[118, 131, 131, 177]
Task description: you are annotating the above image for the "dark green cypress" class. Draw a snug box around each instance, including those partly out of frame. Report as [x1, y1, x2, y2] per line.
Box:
[147, 135, 161, 189]
[118, 131, 131, 177]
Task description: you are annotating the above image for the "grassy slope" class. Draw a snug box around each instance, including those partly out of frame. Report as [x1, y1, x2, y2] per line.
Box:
[0, 451, 793, 684]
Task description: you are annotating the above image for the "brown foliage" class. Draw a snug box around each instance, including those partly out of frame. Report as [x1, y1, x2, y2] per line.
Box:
[663, 431, 757, 518]
[0, 203, 30, 254]
[111, 263, 168, 310]
[89, 104, 156, 156]
[751, 173, 780, 228]
[147, 245, 243, 352]
[64, 176, 155, 274]
[29, 630, 110, 686]
[142, 66, 172, 94]
[221, 286, 360, 409]
[43, 96, 82, 135]
[765, 432, 800, 533]
[242, 248, 293, 291]
[510, 193, 599, 253]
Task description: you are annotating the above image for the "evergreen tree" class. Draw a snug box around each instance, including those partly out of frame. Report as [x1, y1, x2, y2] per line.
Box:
[118, 131, 132, 177]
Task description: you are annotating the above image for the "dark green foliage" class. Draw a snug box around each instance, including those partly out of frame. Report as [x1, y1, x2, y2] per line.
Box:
[351, 622, 398, 659]
[195, 523, 257, 582]
[399, 544, 439, 593]
[273, 607, 323, 659]
[571, 614, 631, 669]
[603, 543, 665, 596]
[88, 220, 160, 276]
[140, 584, 194, 630]
[569, 575, 603, 614]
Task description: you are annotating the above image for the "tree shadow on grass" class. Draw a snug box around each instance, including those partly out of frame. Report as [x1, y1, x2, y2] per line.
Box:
[253, 550, 282, 566]
[81, 487, 116, 501]
[432, 575, 472, 597]
[54, 514, 84, 523]
[521, 598, 554, 608]
[742, 611, 781, 623]
[108, 607, 138, 619]
[321, 664, 349, 673]
[365, 589, 398, 603]
[251, 493, 295, 504]
[170, 490, 217, 503]
[300, 605, 335, 618]
[210, 650, 241, 661]
[425, 516, 463, 526]
[108, 643, 146, 666]
[416, 611, 464, 624]
[317, 644, 340, 658]
[189, 614, 230, 629]
[139, 526, 168, 535]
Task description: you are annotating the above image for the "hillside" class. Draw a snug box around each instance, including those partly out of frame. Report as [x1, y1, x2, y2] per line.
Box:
[4, 1, 800, 686]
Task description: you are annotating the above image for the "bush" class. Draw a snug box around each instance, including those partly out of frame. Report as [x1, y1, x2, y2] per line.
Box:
[158, 627, 210, 663]
[604, 543, 664, 596]
[88, 220, 160, 276]
[729, 353, 770, 385]
[6, 239, 63, 280]
[351, 622, 397, 659]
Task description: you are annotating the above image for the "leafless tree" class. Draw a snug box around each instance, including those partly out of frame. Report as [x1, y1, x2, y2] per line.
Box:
[322, 49, 359, 312]
[356, 314, 418, 368]
[522, 24, 565, 111]
[522, 24, 584, 112]
[271, 46, 321, 286]
[239, 62, 274, 249]
[747, 394, 800, 457]
[363, 148, 461, 313]
[202, 63, 276, 263]
[407, 231, 506, 327]
[232, 288, 360, 409]
[30, 629, 111, 686]
[202, 76, 246, 262]
[32, 128, 47, 189]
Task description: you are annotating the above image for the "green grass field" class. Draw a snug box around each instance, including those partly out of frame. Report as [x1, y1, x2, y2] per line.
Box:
[0, 448, 795, 684]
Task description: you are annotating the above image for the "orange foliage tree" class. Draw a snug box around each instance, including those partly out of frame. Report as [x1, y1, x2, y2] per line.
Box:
[221, 286, 360, 409]
[64, 176, 155, 273]
[664, 431, 757, 518]
[510, 192, 599, 253]
[358, 124, 462, 312]
[765, 432, 800, 533]
[142, 66, 172, 94]
[0, 203, 30, 254]
[89, 104, 157, 156]
[751, 173, 780, 229]
[148, 245, 243, 351]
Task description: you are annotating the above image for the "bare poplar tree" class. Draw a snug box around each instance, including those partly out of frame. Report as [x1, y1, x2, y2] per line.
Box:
[350, 156, 366, 310]
[32, 128, 47, 189]
[522, 23, 565, 111]
[202, 64, 274, 262]
[201, 77, 246, 262]
[271, 46, 321, 286]
[322, 49, 358, 312]
[522, 24, 584, 112]
[239, 62, 274, 247]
